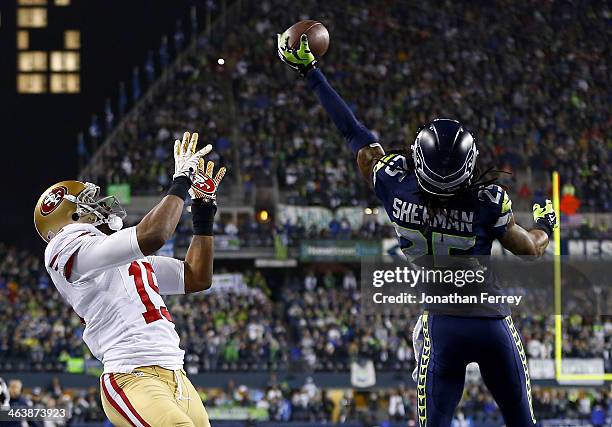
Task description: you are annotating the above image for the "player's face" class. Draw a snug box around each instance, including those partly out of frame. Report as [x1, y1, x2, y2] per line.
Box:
[8, 380, 22, 398]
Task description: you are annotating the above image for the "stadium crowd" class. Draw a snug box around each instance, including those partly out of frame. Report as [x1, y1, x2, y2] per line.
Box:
[168, 285, 289, 372]
[282, 279, 420, 371]
[0, 244, 87, 372]
[2, 375, 610, 425]
[82, 0, 610, 212]
[1, 243, 610, 374]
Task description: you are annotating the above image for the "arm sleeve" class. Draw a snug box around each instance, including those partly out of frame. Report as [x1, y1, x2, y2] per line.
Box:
[71, 226, 145, 278]
[372, 153, 397, 201]
[491, 189, 513, 240]
[306, 69, 378, 155]
[146, 256, 185, 295]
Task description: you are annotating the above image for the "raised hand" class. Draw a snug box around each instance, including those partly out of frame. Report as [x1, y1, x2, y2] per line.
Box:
[173, 131, 212, 182]
[533, 199, 558, 236]
[277, 33, 317, 76]
[189, 160, 226, 205]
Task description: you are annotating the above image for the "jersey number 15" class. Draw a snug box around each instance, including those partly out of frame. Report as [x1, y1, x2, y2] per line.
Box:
[128, 261, 173, 324]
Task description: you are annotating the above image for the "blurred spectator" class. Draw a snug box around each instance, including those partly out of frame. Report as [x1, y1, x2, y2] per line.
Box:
[8, 380, 28, 408]
[561, 183, 581, 215]
[388, 388, 406, 421]
[304, 272, 317, 291]
[343, 271, 357, 290]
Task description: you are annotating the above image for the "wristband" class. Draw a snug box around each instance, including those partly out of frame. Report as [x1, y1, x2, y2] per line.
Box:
[192, 201, 217, 235]
[534, 222, 553, 238]
[298, 60, 317, 77]
[167, 176, 191, 201]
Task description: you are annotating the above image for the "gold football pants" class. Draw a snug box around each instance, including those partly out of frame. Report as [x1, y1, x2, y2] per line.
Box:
[100, 366, 210, 427]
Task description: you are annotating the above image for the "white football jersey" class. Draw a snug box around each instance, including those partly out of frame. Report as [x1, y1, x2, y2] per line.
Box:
[44, 223, 185, 373]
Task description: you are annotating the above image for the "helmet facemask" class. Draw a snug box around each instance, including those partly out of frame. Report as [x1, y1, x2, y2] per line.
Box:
[65, 183, 127, 231]
[412, 139, 479, 196]
[411, 119, 479, 197]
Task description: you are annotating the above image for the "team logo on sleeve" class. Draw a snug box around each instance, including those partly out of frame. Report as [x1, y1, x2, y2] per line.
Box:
[40, 186, 67, 216]
[191, 175, 216, 195]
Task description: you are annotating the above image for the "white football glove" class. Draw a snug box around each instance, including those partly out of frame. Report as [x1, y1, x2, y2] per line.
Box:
[173, 131, 212, 181]
[189, 160, 226, 204]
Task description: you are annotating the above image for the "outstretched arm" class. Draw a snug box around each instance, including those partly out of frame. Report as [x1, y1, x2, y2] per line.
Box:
[278, 34, 384, 184]
[137, 131, 211, 255]
[69, 132, 211, 279]
[357, 145, 386, 186]
[183, 234, 214, 292]
[136, 194, 186, 256]
[182, 160, 226, 292]
[306, 69, 385, 184]
[142, 161, 225, 294]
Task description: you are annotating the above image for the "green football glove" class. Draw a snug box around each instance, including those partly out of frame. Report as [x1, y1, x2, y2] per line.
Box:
[277, 32, 317, 76]
[533, 199, 558, 236]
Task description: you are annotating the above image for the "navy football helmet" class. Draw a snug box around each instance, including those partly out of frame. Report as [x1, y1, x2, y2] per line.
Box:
[411, 118, 479, 196]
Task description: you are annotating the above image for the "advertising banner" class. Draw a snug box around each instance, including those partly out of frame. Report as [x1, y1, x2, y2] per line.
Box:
[568, 240, 612, 258]
[300, 240, 380, 262]
[207, 407, 268, 421]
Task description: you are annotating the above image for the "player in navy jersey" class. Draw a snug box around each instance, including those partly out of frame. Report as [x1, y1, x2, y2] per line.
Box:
[278, 34, 558, 426]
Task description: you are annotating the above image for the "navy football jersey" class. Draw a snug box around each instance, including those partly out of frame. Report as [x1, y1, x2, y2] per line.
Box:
[373, 153, 513, 316]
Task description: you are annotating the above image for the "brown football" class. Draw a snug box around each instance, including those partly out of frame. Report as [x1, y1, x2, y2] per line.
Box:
[283, 20, 329, 57]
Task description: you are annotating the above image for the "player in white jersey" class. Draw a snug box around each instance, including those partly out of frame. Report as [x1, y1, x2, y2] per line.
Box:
[34, 132, 225, 427]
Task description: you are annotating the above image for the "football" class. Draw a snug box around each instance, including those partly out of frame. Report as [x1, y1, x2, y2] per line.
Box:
[283, 20, 330, 57]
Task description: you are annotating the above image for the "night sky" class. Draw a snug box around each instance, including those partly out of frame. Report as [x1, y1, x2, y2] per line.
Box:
[0, 0, 197, 250]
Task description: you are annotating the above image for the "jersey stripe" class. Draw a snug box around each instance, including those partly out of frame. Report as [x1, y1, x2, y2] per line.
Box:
[416, 312, 431, 427]
[505, 317, 537, 424]
[108, 374, 151, 427]
[100, 374, 138, 427]
[494, 212, 512, 227]
[49, 232, 94, 270]
[374, 153, 396, 173]
[64, 250, 78, 280]
[501, 191, 512, 214]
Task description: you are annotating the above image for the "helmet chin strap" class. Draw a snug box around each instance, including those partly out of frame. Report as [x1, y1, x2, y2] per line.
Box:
[65, 183, 126, 231]
[107, 214, 123, 231]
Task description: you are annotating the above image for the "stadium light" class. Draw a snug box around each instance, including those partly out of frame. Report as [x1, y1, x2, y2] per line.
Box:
[256, 209, 269, 223]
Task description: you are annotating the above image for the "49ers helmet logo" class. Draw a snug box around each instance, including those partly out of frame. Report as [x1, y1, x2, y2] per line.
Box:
[40, 186, 67, 216]
[192, 175, 216, 194]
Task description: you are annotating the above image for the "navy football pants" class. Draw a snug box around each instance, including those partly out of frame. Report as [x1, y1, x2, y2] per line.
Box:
[415, 313, 536, 427]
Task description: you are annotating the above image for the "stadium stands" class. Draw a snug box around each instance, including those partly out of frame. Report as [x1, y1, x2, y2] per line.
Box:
[1, 375, 609, 425]
[2, 243, 610, 374]
[81, 0, 610, 211]
[170, 286, 289, 372]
